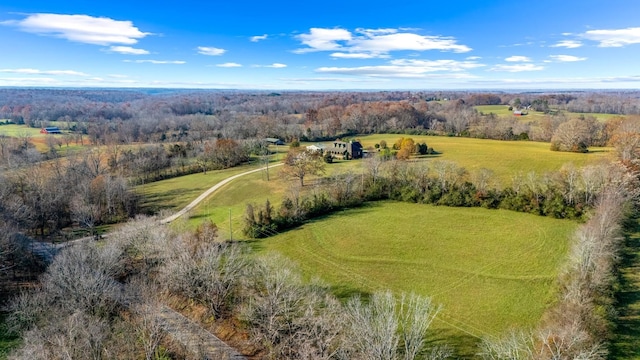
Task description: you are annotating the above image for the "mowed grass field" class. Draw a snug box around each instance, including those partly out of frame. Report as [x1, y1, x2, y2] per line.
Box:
[148, 135, 610, 236]
[137, 136, 596, 355]
[258, 201, 576, 356]
[0, 123, 83, 153]
[356, 134, 612, 184]
[475, 104, 624, 122]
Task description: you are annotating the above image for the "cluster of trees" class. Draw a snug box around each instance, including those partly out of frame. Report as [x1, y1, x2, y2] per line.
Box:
[479, 162, 639, 359]
[7, 219, 167, 359]
[0, 148, 137, 237]
[6, 216, 450, 359]
[1, 89, 638, 153]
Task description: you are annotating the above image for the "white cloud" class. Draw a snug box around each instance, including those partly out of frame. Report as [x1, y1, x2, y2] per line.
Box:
[471, 75, 640, 87]
[355, 28, 398, 36]
[583, 27, 640, 47]
[2, 13, 150, 45]
[197, 46, 226, 56]
[316, 58, 483, 78]
[124, 59, 186, 64]
[0, 77, 57, 85]
[283, 77, 388, 83]
[250, 34, 268, 42]
[216, 62, 242, 67]
[350, 32, 471, 53]
[0, 68, 88, 76]
[295, 28, 353, 53]
[253, 63, 288, 68]
[466, 56, 482, 60]
[505, 55, 531, 62]
[549, 55, 587, 62]
[295, 27, 471, 56]
[330, 52, 389, 59]
[490, 63, 544, 72]
[550, 40, 582, 48]
[108, 46, 149, 55]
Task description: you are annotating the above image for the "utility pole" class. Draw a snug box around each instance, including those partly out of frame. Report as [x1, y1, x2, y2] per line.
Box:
[229, 208, 232, 241]
[265, 153, 270, 181]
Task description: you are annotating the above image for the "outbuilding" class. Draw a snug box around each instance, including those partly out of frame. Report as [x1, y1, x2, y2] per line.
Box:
[40, 127, 62, 134]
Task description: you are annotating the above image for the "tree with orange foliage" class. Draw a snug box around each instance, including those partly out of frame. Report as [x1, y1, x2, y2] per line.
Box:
[394, 137, 416, 160]
[609, 115, 640, 166]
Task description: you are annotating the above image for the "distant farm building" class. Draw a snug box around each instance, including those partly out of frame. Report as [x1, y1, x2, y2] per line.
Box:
[265, 137, 285, 145]
[306, 144, 326, 153]
[513, 110, 523, 116]
[325, 140, 363, 159]
[40, 127, 61, 134]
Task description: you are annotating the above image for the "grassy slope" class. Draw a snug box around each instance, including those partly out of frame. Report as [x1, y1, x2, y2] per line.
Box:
[0, 124, 83, 153]
[611, 218, 640, 359]
[356, 134, 612, 184]
[0, 124, 44, 137]
[258, 202, 576, 356]
[148, 135, 610, 236]
[474, 104, 624, 121]
[139, 136, 607, 354]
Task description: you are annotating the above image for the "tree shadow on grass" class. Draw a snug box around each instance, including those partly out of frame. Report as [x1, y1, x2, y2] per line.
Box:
[610, 218, 640, 359]
[426, 328, 479, 359]
[139, 188, 195, 213]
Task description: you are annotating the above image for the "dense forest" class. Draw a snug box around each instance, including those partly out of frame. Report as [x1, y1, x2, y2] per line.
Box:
[1, 89, 639, 144]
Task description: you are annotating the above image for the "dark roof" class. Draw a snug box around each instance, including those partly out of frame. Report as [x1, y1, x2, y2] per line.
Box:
[265, 137, 284, 144]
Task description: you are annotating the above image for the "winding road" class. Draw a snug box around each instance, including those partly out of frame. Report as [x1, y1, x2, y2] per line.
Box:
[31, 162, 282, 359]
[160, 162, 282, 224]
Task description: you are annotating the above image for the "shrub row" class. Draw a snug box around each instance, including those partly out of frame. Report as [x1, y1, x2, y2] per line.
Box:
[244, 166, 590, 239]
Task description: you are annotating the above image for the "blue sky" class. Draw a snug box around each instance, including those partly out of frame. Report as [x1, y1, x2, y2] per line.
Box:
[1, 0, 640, 90]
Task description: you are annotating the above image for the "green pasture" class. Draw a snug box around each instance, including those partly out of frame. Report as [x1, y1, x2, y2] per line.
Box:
[356, 134, 612, 184]
[258, 201, 576, 356]
[145, 135, 612, 236]
[134, 136, 595, 355]
[137, 163, 263, 213]
[0, 124, 44, 138]
[0, 123, 85, 154]
[166, 160, 355, 237]
[474, 105, 624, 122]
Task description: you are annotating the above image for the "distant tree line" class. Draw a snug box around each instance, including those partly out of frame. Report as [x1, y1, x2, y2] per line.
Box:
[0, 89, 638, 151]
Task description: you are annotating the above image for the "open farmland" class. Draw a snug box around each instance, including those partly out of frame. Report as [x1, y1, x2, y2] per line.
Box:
[357, 134, 612, 184]
[145, 135, 612, 237]
[0, 124, 82, 153]
[475, 104, 625, 122]
[258, 201, 577, 356]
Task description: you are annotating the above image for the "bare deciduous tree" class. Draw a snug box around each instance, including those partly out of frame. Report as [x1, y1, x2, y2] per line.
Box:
[281, 148, 325, 186]
[346, 291, 442, 360]
[550, 118, 591, 153]
[40, 244, 122, 318]
[162, 239, 249, 319]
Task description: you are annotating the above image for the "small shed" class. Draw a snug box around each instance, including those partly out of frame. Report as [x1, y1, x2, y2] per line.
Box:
[265, 137, 285, 145]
